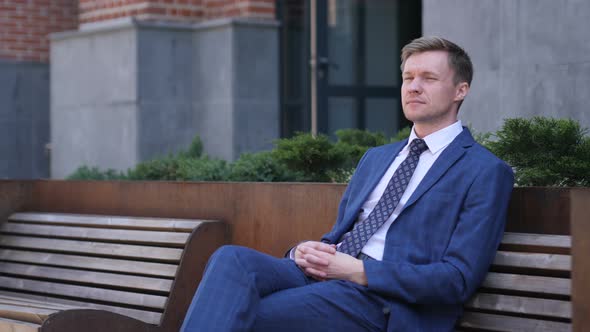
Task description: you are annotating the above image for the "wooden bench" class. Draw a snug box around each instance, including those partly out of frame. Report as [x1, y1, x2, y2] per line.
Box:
[458, 232, 572, 331]
[0, 212, 226, 332]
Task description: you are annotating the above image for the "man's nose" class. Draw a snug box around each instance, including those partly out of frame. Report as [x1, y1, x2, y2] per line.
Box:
[407, 78, 422, 93]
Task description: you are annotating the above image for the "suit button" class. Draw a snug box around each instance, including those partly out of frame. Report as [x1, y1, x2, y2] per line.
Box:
[382, 307, 391, 315]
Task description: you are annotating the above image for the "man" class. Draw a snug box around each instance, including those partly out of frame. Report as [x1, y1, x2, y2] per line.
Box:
[181, 36, 514, 332]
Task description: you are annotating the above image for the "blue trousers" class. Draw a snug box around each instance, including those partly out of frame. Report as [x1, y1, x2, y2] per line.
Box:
[180, 245, 389, 332]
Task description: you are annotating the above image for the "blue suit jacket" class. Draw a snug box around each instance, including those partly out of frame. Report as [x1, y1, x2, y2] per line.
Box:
[321, 128, 514, 331]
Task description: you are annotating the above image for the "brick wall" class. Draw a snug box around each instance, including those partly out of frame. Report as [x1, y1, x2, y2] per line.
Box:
[203, 0, 275, 20]
[0, 0, 78, 62]
[78, 0, 203, 23]
[0, 0, 275, 62]
[79, 0, 275, 24]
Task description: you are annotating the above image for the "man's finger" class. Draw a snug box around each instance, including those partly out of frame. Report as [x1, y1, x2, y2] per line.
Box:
[303, 253, 330, 266]
[300, 241, 336, 254]
[305, 267, 327, 279]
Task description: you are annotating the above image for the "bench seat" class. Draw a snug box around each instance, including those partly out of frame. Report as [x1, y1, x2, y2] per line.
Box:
[458, 232, 572, 332]
[0, 212, 226, 332]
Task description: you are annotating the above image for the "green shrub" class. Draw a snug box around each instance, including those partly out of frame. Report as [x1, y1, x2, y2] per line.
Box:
[67, 166, 127, 180]
[333, 129, 388, 169]
[228, 152, 300, 182]
[127, 155, 229, 181]
[177, 136, 204, 159]
[177, 157, 229, 181]
[273, 133, 344, 182]
[485, 117, 590, 186]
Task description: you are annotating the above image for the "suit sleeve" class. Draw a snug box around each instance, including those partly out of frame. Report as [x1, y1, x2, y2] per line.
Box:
[363, 161, 514, 305]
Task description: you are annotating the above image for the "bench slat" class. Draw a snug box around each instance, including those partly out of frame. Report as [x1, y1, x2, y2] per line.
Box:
[0, 236, 183, 262]
[9, 212, 204, 232]
[0, 291, 161, 325]
[459, 312, 571, 332]
[0, 262, 173, 293]
[0, 303, 57, 324]
[0, 295, 73, 311]
[501, 233, 571, 254]
[493, 251, 571, 271]
[466, 293, 571, 319]
[0, 249, 178, 278]
[0, 317, 40, 332]
[0, 276, 168, 310]
[0, 223, 189, 247]
[482, 272, 570, 296]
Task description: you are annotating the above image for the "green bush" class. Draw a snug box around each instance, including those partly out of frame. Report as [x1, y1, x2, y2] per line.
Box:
[333, 129, 388, 170]
[228, 152, 300, 182]
[126, 156, 229, 181]
[67, 166, 127, 180]
[273, 133, 345, 182]
[485, 117, 590, 186]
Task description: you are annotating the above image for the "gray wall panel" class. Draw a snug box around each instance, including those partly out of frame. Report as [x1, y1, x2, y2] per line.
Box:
[137, 27, 195, 160]
[51, 104, 138, 178]
[51, 26, 139, 178]
[423, 0, 590, 134]
[0, 61, 50, 178]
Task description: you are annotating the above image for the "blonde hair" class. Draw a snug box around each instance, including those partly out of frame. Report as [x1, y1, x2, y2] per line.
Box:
[401, 36, 473, 86]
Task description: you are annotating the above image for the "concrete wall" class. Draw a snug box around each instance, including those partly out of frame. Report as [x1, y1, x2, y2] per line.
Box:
[50, 18, 279, 178]
[51, 25, 139, 179]
[0, 61, 50, 179]
[136, 24, 196, 161]
[193, 19, 279, 161]
[423, 0, 590, 134]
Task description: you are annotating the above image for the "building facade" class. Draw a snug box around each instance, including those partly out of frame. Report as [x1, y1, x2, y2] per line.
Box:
[1, 0, 589, 179]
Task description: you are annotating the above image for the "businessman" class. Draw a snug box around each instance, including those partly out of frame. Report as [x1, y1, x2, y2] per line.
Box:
[181, 36, 514, 332]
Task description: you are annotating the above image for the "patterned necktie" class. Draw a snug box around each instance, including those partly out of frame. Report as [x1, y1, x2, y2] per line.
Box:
[338, 138, 429, 257]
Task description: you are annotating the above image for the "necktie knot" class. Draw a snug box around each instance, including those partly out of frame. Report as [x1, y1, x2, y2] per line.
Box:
[409, 138, 428, 156]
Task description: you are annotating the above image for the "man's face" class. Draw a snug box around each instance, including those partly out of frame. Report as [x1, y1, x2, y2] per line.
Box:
[401, 50, 468, 129]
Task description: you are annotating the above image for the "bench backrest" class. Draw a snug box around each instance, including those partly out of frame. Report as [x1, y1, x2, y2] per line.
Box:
[0, 212, 216, 326]
[459, 232, 572, 331]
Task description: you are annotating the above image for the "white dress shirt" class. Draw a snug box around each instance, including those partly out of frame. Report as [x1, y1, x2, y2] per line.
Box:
[356, 121, 464, 260]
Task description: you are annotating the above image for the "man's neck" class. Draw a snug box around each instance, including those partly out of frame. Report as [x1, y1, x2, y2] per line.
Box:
[413, 118, 459, 138]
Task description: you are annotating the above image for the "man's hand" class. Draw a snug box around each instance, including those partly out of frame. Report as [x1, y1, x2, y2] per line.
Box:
[295, 242, 368, 286]
[294, 241, 336, 279]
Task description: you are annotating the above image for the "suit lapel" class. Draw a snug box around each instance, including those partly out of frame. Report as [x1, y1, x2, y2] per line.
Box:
[354, 140, 407, 209]
[403, 128, 475, 209]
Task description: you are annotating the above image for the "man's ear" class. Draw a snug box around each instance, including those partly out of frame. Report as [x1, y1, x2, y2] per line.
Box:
[454, 82, 470, 102]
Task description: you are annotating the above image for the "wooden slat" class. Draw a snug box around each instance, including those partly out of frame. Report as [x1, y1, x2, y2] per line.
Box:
[0, 223, 189, 247]
[466, 293, 571, 319]
[0, 276, 168, 310]
[9, 212, 204, 232]
[0, 262, 173, 293]
[0, 303, 57, 324]
[501, 233, 571, 251]
[493, 251, 571, 271]
[0, 236, 183, 262]
[482, 272, 570, 296]
[0, 249, 178, 277]
[0, 295, 73, 311]
[459, 312, 571, 332]
[0, 291, 161, 325]
[0, 317, 40, 332]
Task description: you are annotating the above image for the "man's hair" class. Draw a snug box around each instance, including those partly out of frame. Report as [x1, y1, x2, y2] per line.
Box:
[401, 36, 473, 86]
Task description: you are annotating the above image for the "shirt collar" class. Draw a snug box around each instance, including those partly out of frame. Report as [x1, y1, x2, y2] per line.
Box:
[406, 121, 464, 154]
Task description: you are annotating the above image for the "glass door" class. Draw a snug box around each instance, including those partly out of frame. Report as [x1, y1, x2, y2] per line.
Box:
[278, 0, 421, 138]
